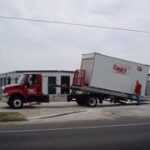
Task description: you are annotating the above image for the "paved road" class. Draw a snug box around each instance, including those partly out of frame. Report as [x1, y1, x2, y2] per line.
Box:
[0, 118, 150, 150]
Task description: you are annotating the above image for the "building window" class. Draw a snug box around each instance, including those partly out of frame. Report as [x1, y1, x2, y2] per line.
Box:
[7, 77, 11, 84]
[4, 77, 6, 86]
[15, 77, 18, 83]
[48, 77, 56, 94]
[0, 78, 2, 87]
[1, 78, 3, 86]
[61, 76, 70, 94]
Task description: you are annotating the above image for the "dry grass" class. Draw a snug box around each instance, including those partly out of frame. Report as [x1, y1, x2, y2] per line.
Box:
[0, 112, 26, 122]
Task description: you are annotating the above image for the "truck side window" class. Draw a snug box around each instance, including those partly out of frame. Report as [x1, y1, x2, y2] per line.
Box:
[31, 75, 37, 85]
[28, 75, 37, 86]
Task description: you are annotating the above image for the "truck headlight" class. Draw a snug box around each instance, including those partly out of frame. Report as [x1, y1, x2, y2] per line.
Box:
[1, 87, 8, 97]
[3, 93, 8, 97]
[2, 86, 5, 91]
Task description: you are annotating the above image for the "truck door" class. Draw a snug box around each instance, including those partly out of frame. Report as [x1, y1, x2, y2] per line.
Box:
[25, 74, 42, 101]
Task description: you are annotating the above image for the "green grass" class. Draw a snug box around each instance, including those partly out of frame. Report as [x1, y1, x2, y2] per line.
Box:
[0, 112, 27, 122]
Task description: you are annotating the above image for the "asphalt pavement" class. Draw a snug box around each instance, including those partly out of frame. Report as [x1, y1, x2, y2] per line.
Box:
[0, 118, 150, 150]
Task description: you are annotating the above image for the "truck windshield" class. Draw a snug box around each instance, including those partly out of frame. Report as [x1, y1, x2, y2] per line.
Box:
[17, 75, 27, 85]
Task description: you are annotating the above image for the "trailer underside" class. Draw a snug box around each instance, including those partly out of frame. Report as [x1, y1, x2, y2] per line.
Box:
[68, 86, 145, 107]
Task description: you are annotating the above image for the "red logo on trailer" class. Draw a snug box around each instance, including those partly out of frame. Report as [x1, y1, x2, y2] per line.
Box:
[113, 64, 128, 74]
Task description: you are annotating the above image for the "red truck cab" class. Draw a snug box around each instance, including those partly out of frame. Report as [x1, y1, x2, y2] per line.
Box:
[2, 74, 49, 109]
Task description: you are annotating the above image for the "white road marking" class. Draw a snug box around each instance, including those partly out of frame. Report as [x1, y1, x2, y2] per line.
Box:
[1, 122, 150, 134]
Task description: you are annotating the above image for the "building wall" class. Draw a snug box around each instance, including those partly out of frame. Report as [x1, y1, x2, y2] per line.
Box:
[0, 72, 19, 87]
[0, 71, 74, 96]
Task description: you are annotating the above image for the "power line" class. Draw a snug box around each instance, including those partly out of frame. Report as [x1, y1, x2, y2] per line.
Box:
[0, 15, 150, 34]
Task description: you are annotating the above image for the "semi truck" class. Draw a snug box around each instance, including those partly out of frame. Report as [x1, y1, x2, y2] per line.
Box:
[1, 74, 50, 108]
[67, 53, 149, 107]
[1, 52, 150, 108]
[1, 73, 71, 109]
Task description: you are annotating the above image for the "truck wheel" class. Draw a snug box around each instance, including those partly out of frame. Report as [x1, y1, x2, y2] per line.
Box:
[87, 97, 97, 107]
[9, 96, 24, 109]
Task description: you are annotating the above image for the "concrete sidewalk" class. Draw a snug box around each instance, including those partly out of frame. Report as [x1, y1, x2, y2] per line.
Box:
[0, 102, 88, 120]
[1, 101, 150, 124]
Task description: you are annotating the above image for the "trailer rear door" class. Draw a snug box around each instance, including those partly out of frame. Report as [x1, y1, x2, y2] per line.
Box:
[81, 55, 95, 85]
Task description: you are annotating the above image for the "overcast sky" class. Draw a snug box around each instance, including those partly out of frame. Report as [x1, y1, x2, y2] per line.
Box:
[0, 0, 150, 73]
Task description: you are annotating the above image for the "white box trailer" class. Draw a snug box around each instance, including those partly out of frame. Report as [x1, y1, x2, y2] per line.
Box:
[68, 53, 149, 107]
[81, 53, 149, 96]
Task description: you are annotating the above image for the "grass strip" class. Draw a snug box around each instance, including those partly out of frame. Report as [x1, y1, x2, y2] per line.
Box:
[0, 112, 26, 122]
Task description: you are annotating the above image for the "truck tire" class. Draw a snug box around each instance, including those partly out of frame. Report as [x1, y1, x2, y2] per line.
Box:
[9, 96, 24, 109]
[87, 97, 97, 107]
